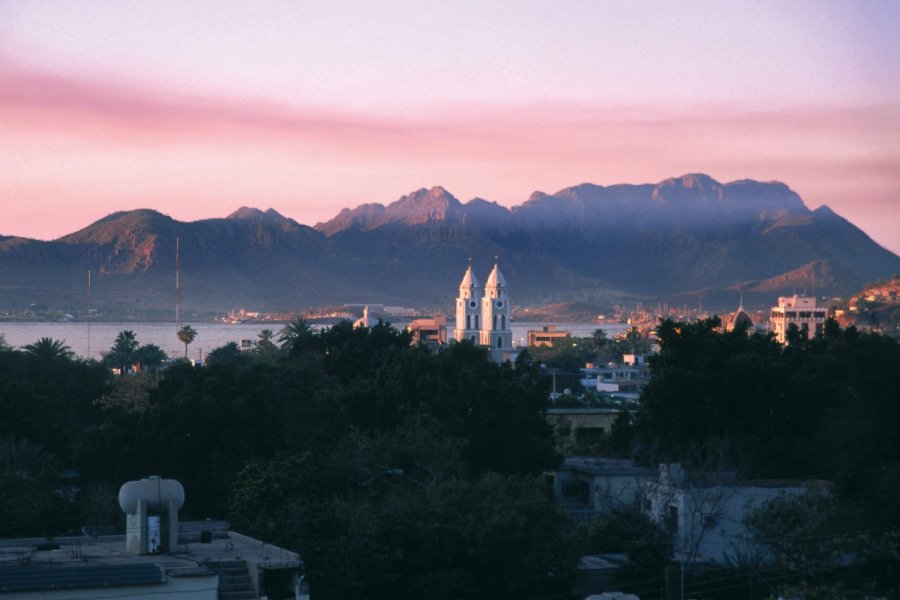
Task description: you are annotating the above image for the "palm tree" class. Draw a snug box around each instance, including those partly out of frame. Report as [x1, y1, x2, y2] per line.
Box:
[177, 325, 197, 359]
[104, 330, 140, 372]
[22, 337, 73, 362]
[625, 326, 643, 354]
[135, 343, 167, 372]
[592, 328, 609, 353]
[278, 317, 315, 355]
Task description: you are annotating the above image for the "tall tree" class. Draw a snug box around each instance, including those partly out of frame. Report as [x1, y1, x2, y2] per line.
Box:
[177, 325, 197, 359]
[278, 317, 316, 355]
[22, 337, 74, 363]
[103, 330, 140, 373]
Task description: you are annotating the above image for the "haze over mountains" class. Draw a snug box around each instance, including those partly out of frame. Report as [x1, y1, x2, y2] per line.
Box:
[1, 174, 897, 318]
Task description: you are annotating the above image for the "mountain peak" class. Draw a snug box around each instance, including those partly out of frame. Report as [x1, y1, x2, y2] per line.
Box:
[227, 206, 289, 221]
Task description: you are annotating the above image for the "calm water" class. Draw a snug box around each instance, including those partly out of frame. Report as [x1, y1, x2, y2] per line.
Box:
[0, 321, 629, 361]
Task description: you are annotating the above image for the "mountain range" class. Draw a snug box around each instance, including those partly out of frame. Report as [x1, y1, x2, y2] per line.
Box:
[1, 174, 897, 318]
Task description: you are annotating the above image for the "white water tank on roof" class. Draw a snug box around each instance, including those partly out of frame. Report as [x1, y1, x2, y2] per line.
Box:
[118, 476, 185, 514]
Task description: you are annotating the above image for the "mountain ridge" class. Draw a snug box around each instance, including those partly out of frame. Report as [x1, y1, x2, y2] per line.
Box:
[1, 174, 897, 316]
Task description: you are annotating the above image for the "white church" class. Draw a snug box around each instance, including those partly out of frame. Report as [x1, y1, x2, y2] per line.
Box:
[453, 261, 514, 361]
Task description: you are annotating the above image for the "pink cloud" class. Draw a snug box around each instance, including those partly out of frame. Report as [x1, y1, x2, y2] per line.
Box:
[1, 63, 898, 254]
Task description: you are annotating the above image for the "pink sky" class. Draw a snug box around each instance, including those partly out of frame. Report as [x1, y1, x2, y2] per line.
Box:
[1, 1, 898, 253]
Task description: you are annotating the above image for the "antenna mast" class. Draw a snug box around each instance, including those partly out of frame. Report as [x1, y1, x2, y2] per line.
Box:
[87, 269, 92, 359]
[175, 236, 180, 333]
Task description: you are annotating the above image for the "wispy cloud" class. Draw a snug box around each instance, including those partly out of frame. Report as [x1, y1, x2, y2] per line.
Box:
[1, 63, 898, 253]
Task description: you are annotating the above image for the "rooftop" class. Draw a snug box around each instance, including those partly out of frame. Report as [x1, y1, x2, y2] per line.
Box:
[0, 522, 300, 594]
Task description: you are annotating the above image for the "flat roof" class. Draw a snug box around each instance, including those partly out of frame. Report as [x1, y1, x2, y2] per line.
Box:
[0, 523, 301, 593]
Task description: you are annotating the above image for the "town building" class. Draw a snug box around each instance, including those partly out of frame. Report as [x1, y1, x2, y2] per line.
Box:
[527, 325, 571, 347]
[551, 457, 655, 524]
[769, 295, 827, 343]
[579, 362, 650, 397]
[453, 261, 514, 361]
[0, 477, 305, 600]
[639, 464, 829, 565]
[721, 299, 754, 332]
[406, 315, 448, 348]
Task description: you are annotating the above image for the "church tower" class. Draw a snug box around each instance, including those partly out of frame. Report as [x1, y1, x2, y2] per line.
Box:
[480, 262, 512, 351]
[454, 263, 482, 343]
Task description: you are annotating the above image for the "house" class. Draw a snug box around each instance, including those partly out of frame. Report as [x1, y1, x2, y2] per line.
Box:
[546, 408, 634, 454]
[639, 464, 829, 565]
[579, 362, 650, 397]
[551, 457, 654, 524]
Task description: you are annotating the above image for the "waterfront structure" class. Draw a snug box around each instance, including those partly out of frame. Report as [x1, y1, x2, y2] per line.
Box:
[527, 325, 571, 347]
[769, 295, 827, 343]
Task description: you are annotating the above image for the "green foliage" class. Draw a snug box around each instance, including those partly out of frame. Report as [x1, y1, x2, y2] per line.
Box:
[576, 507, 672, 594]
[743, 490, 843, 576]
[103, 331, 168, 373]
[230, 417, 574, 600]
[637, 318, 900, 595]
[177, 325, 197, 358]
[22, 337, 74, 363]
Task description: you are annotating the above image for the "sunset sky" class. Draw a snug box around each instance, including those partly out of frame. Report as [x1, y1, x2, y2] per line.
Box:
[2, 1, 898, 253]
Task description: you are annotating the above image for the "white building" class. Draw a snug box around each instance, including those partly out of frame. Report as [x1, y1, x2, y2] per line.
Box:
[769, 295, 827, 343]
[639, 464, 828, 565]
[552, 457, 654, 524]
[453, 261, 514, 360]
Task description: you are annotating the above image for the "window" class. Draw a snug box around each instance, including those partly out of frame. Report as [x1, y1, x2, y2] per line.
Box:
[466, 314, 471, 329]
[497, 336, 503, 349]
[501, 315, 506, 329]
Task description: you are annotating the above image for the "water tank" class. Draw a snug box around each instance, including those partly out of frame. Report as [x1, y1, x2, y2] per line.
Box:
[118, 476, 185, 513]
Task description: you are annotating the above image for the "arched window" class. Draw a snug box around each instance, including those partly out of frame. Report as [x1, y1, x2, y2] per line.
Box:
[497, 336, 503, 349]
[466, 314, 471, 329]
[493, 315, 498, 330]
[501, 315, 506, 329]
[471, 335, 476, 342]
[475, 315, 480, 329]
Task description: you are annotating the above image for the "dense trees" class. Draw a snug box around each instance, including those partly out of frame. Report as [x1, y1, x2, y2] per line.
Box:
[3, 315, 898, 596]
[0, 323, 569, 597]
[635, 317, 900, 596]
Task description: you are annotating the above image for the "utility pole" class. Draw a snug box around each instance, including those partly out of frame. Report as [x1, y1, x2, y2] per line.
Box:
[175, 236, 180, 333]
[86, 269, 92, 359]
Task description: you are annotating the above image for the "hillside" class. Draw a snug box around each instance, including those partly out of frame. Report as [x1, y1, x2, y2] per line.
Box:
[1, 175, 898, 317]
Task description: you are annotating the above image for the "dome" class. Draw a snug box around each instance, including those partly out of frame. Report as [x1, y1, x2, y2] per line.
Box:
[484, 263, 506, 290]
[459, 265, 480, 290]
[354, 305, 377, 329]
[729, 309, 754, 331]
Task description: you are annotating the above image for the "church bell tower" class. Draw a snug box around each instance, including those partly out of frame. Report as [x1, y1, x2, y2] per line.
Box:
[454, 262, 482, 343]
[480, 262, 512, 351]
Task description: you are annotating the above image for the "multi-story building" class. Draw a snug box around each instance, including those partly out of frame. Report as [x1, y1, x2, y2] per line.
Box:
[527, 325, 571, 347]
[453, 261, 514, 360]
[769, 295, 827, 343]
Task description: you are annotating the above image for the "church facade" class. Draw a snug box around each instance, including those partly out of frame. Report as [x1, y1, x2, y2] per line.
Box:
[453, 262, 513, 357]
